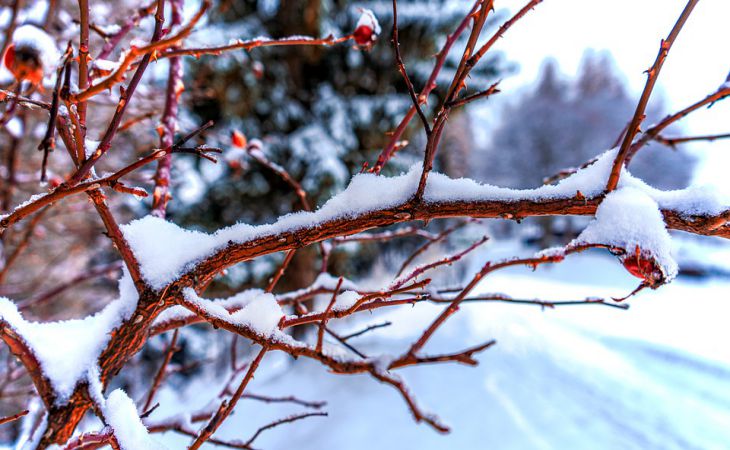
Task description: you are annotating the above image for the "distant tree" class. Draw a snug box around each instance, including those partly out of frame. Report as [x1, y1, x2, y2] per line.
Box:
[475, 52, 695, 190]
[173, 0, 507, 294]
[473, 53, 696, 243]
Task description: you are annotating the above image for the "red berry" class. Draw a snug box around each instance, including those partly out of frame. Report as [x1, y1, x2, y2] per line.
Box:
[3, 43, 43, 86]
[48, 175, 63, 189]
[231, 130, 247, 148]
[3, 44, 15, 70]
[354, 25, 374, 46]
[621, 251, 659, 282]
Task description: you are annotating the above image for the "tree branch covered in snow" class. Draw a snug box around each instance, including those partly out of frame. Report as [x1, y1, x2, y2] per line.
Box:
[0, 0, 727, 448]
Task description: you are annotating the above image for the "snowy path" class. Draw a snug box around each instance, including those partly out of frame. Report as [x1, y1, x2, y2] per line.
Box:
[159, 249, 730, 450]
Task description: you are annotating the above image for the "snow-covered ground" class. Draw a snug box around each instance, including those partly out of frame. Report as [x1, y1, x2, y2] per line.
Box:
[157, 240, 730, 449]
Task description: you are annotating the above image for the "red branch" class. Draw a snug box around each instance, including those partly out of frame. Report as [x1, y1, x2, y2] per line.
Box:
[606, 0, 700, 191]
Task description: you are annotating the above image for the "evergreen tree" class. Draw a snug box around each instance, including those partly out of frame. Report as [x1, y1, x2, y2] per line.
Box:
[170, 0, 507, 290]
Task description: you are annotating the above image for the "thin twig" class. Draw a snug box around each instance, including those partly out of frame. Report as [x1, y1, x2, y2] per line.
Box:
[606, 0, 700, 191]
[392, 0, 430, 136]
[189, 346, 268, 450]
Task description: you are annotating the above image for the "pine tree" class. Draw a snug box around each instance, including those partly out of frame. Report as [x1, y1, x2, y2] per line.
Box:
[171, 0, 506, 291]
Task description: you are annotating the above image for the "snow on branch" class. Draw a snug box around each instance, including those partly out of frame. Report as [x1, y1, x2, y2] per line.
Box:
[180, 288, 284, 339]
[570, 187, 678, 285]
[0, 0, 725, 447]
[121, 149, 729, 291]
[102, 389, 166, 450]
[0, 272, 138, 405]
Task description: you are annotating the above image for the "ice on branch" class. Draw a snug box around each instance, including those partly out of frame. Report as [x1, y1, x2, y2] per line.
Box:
[122, 148, 726, 290]
[0, 272, 138, 403]
[571, 187, 678, 281]
[104, 389, 167, 450]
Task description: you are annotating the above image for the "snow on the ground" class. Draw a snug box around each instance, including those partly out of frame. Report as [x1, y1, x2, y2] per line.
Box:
[154, 245, 730, 450]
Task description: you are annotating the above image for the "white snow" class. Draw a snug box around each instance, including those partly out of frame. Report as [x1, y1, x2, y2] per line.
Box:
[0, 271, 138, 404]
[5, 117, 23, 138]
[571, 187, 678, 280]
[182, 288, 284, 338]
[356, 9, 381, 35]
[121, 218, 226, 290]
[331, 290, 360, 312]
[121, 148, 727, 290]
[104, 389, 167, 450]
[92, 58, 120, 72]
[12, 25, 60, 68]
[96, 23, 122, 35]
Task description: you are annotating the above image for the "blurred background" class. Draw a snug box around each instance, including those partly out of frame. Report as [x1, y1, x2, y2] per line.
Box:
[0, 0, 729, 448]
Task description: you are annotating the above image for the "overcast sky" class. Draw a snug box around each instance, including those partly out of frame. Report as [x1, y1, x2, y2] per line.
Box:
[481, 0, 729, 191]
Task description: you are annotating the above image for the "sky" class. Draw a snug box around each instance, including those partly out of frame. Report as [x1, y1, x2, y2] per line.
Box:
[480, 0, 730, 191]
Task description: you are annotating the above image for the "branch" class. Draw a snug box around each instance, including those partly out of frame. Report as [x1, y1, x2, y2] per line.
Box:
[66, 0, 208, 187]
[406, 245, 592, 355]
[396, 220, 469, 276]
[626, 84, 730, 163]
[316, 278, 343, 353]
[0, 409, 28, 425]
[444, 81, 500, 109]
[189, 346, 268, 450]
[159, 34, 354, 60]
[606, 0, 700, 191]
[241, 393, 326, 409]
[151, 0, 184, 218]
[370, 0, 479, 174]
[545, 84, 730, 184]
[392, 235, 489, 290]
[654, 132, 730, 147]
[392, 0, 430, 136]
[69, 1, 209, 104]
[242, 412, 328, 448]
[142, 329, 179, 411]
[176, 194, 730, 293]
[0, 139, 220, 232]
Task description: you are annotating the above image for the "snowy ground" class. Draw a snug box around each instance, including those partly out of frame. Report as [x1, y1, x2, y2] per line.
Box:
[157, 240, 730, 450]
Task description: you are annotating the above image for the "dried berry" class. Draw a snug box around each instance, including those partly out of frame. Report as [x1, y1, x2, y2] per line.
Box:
[231, 130, 247, 148]
[3, 44, 43, 86]
[620, 246, 663, 285]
